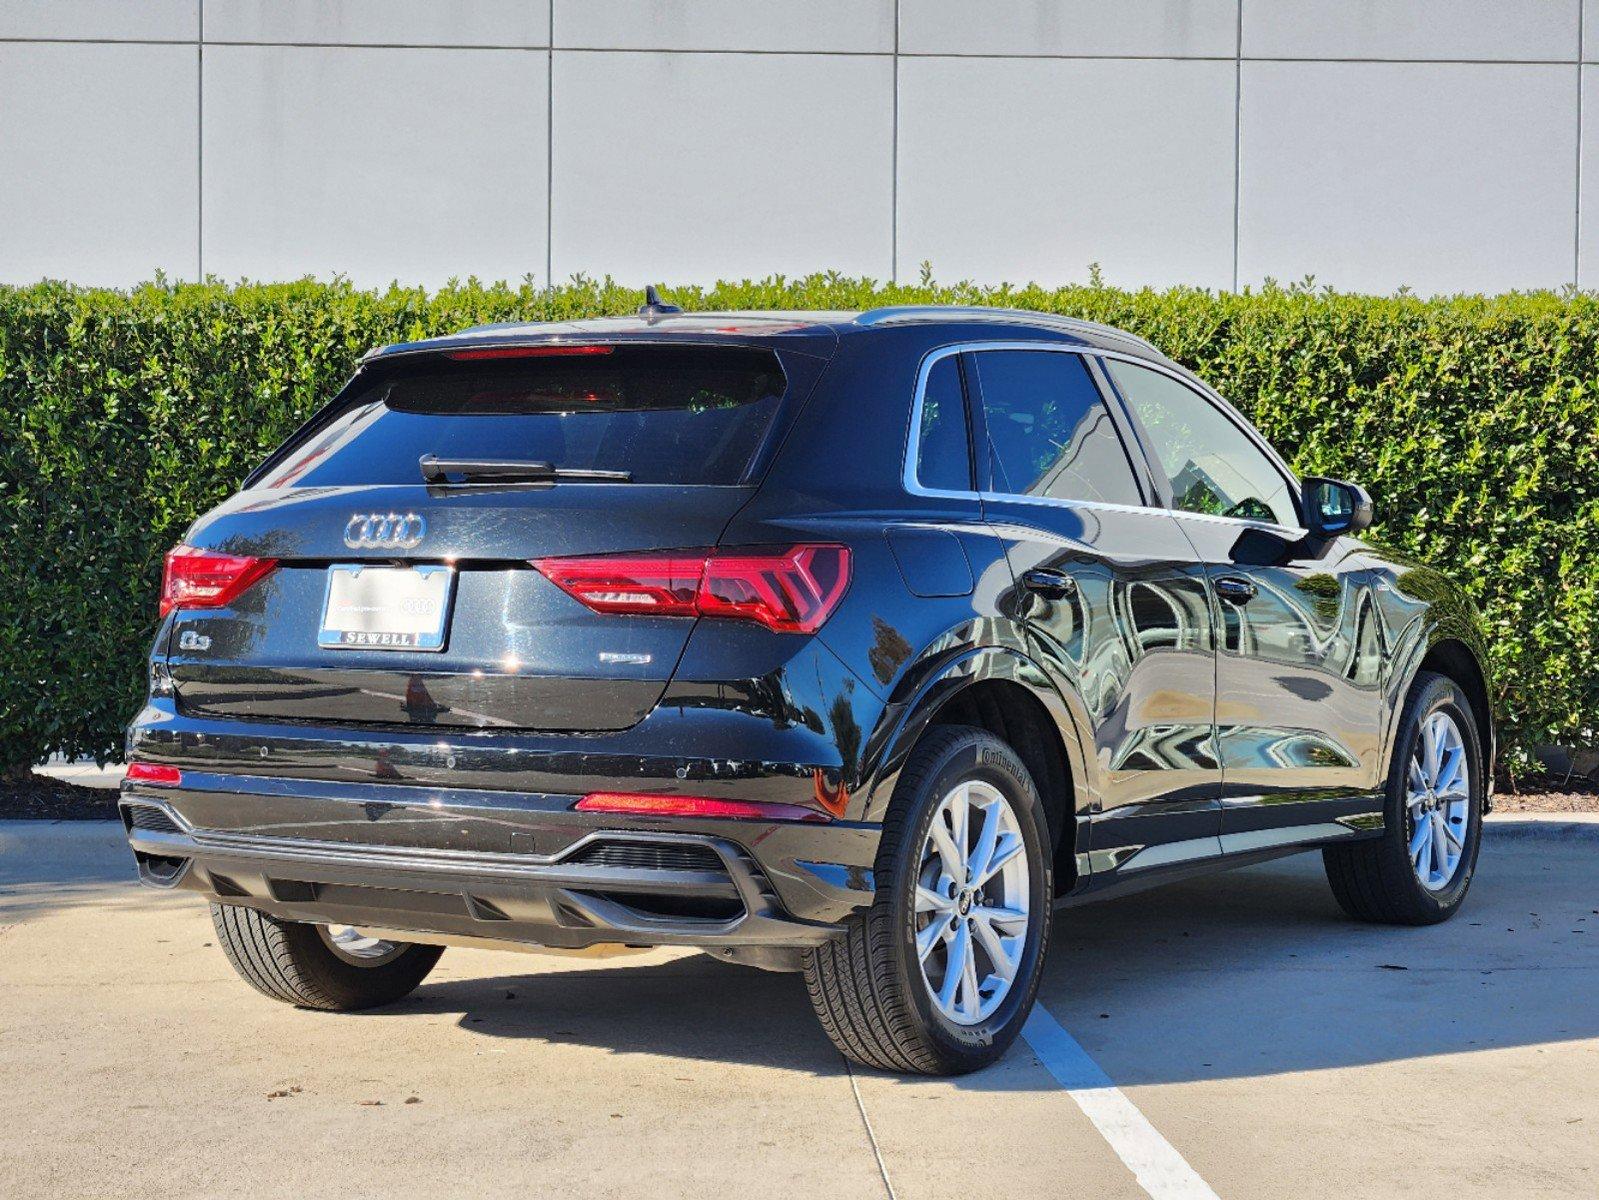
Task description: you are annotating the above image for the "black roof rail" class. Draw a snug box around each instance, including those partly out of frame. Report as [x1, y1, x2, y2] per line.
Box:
[853, 305, 1158, 353]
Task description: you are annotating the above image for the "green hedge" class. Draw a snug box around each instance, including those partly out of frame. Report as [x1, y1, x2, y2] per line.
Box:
[2, 275, 1596, 774]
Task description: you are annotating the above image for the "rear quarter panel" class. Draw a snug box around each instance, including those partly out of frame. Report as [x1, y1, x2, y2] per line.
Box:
[723, 328, 1091, 824]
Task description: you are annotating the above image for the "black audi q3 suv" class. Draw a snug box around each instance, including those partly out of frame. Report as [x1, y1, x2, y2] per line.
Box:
[122, 302, 1493, 1074]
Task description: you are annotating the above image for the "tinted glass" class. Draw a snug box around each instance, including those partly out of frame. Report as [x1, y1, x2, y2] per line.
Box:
[975, 350, 1141, 507]
[1106, 361, 1298, 527]
[1306, 478, 1354, 532]
[916, 355, 972, 491]
[260, 346, 786, 488]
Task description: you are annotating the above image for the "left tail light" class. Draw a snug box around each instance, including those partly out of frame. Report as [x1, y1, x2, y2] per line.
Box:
[533, 544, 850, 634]
[159, 544, 278, 617]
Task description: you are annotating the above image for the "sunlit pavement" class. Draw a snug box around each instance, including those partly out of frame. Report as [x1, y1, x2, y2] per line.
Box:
[2, 818, 1596, 1200]
[35, 756, 125, 790]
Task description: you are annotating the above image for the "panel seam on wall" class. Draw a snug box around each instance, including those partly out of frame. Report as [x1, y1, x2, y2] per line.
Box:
[555, 46, 1231, 61]
[0, 37, 195, 45]
[1232, 0, 1243, 292]
[1578, 3, 1586, 287]
[196, 0, 203, 278]
[546, 3, 554, 299]
[0, 37, 553, 49]
[0, 39, 1585, 66]
[892, 0, 899, 283]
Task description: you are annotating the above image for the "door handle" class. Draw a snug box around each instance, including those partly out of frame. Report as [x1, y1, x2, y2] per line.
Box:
[1214, 575, 1258, 604]
[1021, 568, 1079, 599]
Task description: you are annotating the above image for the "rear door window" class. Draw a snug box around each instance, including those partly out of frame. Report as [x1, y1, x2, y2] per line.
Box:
[260, 345, 788, 488]
[974, 349, 1143, 507]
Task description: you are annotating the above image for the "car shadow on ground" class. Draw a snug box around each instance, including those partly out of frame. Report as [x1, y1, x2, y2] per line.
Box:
[10, 819, 1597, 1090]
[397, 954, 850, 1077]
[1031, 838, 1599, 1087]
[383, 832, 1599, 1088]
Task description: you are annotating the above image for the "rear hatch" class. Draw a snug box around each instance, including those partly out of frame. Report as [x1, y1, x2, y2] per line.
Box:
[164, 341, 818, 732]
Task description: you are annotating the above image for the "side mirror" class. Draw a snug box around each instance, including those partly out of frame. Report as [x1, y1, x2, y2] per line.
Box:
[1302, 476, 1374, 539]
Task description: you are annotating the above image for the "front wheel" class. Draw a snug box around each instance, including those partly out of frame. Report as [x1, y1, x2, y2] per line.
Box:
[1323, 671, 1485, 925]
[802, 725, 1052, 1075]
[211, 903, 444, 1010]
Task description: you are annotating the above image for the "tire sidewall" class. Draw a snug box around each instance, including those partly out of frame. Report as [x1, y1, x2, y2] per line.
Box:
[887, 730, 1052, 1065]
[1387, 676, 1484, 916]
[282, 918, 443, 1008]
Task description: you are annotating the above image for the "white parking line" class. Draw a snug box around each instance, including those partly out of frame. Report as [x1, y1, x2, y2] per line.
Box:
[1024, 1003, 1221, 1200]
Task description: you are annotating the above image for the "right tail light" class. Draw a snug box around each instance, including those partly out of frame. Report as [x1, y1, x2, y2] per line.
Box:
[533, 544, 850, 634]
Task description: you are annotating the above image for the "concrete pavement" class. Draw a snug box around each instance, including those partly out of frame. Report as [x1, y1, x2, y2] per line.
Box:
[2, 819, 1596, 1199]
[35, 756, 125, 790]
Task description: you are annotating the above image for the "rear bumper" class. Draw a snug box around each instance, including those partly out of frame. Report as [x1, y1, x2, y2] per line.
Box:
[119, 772, 880, 953]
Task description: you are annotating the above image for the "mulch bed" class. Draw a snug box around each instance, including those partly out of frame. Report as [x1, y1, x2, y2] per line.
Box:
[0, 774, 121, 821]
[1492, 772, 1599, 814]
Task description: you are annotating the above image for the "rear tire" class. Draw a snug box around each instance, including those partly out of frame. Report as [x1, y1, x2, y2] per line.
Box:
[1323, 671, 1484, 925]
[802, 725, 1052, 1075]
[210, 903, 443, 1011]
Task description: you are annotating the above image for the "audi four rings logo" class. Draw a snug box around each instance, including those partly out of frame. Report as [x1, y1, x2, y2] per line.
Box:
[344, 512, 427, 549]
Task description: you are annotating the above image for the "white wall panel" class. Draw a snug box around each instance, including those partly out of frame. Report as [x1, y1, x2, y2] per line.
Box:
[1243, 1, 1579, 62]
[1238, 62, 1576, 295]
[1577, 66, 1599, 285]
[550, 51, 893, 283]
[203, 1, 548, 48]
[0, 44, 197, 284]
[201, 46, 546, 288]
[2, 1, 1595, 295]
[897, 57, 1235, 289]
[0, 0, 197, 41]
[554, 0, 892, 53]
[898, 0, 1237, 58]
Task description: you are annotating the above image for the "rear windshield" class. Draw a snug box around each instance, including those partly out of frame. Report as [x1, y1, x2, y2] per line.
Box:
[259, 345, 788, 488]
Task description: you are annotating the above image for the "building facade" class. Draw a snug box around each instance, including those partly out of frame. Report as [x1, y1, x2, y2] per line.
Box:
[1, 0, 1594, 295]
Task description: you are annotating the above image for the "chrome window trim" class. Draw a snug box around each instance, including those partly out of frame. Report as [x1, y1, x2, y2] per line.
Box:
[978, 491, 1156, 517]
[1160, 505, 1306, 539]
[903, 339, 1311, 536]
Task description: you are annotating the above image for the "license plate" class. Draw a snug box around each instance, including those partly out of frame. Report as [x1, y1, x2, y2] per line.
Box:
[318, 564, 456, 651]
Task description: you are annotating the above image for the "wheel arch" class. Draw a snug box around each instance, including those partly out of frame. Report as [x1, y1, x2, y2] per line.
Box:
[1384, 627, 1496, 805]
[1419, 636, 1496, 791]
[858, 645, 1088, 893]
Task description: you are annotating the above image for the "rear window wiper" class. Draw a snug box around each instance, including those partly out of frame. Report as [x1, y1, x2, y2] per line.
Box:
[419, 455, 633, 484]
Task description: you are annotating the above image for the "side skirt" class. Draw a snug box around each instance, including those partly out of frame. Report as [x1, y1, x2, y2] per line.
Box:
[1056, 845, 1308, 909]
[1060, 809, 1385, 909]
